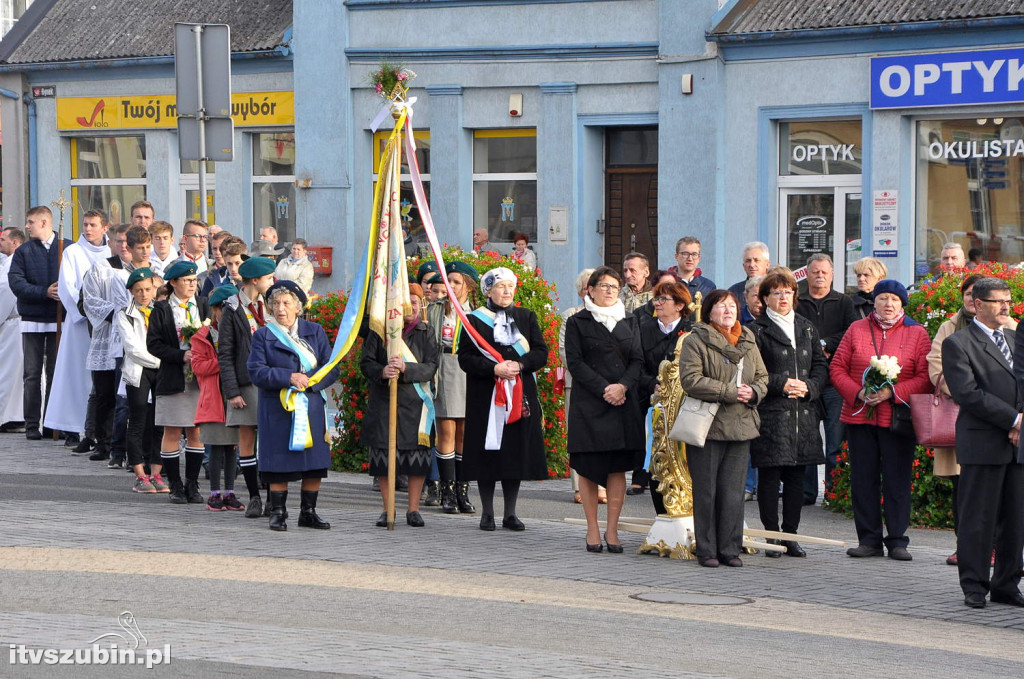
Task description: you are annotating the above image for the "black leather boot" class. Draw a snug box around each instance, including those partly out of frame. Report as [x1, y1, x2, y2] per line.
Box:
[168, 480, 188, 505]
[298, 490, 330, 529]
[440, 480, 458, 514]
[185, 480, 204, 504]
[422, 481, 440, 507]
[268, 490, 288, 532]
[456, 482, 476, 514]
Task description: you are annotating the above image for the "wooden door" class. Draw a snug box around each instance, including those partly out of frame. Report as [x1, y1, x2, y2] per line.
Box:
[605, 169, 658, 269]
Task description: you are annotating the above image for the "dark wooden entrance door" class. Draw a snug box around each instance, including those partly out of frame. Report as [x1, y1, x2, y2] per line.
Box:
[605, 168, 658, 270]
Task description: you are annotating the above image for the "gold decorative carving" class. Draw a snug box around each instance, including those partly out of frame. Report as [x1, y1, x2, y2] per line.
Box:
[649, 330, 694, 519]
[637, 538, 696, 560]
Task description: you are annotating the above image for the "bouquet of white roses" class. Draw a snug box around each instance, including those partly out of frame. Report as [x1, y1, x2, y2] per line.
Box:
[861, 354, 901, 418]
[180, 319, 211, 382]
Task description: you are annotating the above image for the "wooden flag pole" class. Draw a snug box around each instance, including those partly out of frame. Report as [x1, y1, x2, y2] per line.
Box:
[386, 375, 398, 530]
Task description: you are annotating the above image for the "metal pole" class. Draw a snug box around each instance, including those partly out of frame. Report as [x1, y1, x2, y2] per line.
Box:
[193, 25, 209, 224]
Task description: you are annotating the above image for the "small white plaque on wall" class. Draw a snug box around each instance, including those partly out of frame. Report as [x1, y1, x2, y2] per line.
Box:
[549, 206, 568, 242]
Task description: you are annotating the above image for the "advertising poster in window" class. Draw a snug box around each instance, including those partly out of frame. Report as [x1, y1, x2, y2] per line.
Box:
[872, 190, 898, 257]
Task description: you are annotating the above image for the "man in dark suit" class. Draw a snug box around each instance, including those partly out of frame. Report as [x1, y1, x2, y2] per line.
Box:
[943, 276, 1024, 609]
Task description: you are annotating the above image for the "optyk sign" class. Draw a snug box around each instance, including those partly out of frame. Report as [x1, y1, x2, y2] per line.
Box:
[870, 48, 1024, 109]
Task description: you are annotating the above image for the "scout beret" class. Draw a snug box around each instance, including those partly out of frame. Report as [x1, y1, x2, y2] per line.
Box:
[162, 260, 197, 281]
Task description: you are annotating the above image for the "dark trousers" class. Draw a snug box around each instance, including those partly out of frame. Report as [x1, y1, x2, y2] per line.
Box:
[957, 462, 1024, 597]
[22, 332, 57, 432]
[688, 439, 749, 560]
[111, 394, 129, 460]
[91, 369, 117, 453]
[125, 368, 159, 468]
[757, 464, 806, 533]
[820, 385, 845, 492]
[847, 424, 913, 550]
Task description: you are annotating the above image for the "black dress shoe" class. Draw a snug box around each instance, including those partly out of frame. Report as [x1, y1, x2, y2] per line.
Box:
[406, 511, 425, 527]
[479, 514, 496, 531]
[625, 485, 646, 496]
[89, 450, 110, 461]
[604, 532, 623, 554]
[990, 591, 1024, 607]
[720, 555, 743, 567]
[586, 541, 603, 553]
[502, 515, 525, 531]
[964, 592, 987, 608]
[887, 546, 912, 561]
[25, 430, 42, 441]
[697, 556, 719, 568]
[846, 545, 885, 558]
[375, 512, 388, 528]
[765, 539, 782, 558]
[782, 540, 807, 557]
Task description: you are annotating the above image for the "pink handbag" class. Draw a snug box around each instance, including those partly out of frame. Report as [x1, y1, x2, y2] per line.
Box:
[909, 375, 959, 448]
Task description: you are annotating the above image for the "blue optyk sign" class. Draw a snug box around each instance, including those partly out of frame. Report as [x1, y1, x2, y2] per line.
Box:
[870, 48, 1024, 109]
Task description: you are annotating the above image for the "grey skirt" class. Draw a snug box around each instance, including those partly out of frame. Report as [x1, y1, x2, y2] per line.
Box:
[155, 380, 201, 428]
[225, 384, 259, 427]
[201, 420, 239, 446]
[434, 352, 466, 419]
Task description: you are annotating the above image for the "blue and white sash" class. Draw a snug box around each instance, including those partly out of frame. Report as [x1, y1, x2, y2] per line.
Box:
[266, 322, 318, 451]
[397, 338, 436, 446]
[471, 308, 531, 450]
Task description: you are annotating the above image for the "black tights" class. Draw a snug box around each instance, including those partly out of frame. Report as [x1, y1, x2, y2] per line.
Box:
[207, 445, 237, 492]
[477, 479, 521, 518]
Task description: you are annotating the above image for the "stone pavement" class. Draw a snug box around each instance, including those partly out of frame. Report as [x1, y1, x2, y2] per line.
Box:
[1, 434, 1023, 677]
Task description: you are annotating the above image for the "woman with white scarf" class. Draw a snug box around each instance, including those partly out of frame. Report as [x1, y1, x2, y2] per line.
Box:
[563, 266, 645, 553]
[458, 267, 548, 532]
[748, 269, 828, 558]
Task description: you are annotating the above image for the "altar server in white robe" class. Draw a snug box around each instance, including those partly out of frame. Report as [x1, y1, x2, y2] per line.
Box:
[0, 226, 26, 426]
[44, 210, 110, 437]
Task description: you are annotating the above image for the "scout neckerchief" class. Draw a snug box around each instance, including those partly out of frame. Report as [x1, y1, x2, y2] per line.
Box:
[470, 306, 531, 451]
[266, 319, 319, 451]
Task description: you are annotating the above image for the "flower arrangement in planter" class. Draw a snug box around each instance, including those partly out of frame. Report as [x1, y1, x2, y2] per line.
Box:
[305, 246, 569, 478]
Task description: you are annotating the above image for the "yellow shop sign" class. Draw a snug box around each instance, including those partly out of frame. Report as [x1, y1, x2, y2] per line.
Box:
[56, 92, 294, 130]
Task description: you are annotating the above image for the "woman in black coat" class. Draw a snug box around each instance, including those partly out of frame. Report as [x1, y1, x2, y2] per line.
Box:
[564, 266, 645, 553]
[748, 270, 828, 557]
[458, 267, 548, 532]
[637, 279, 692, 512]
[361, 284, 439, 527]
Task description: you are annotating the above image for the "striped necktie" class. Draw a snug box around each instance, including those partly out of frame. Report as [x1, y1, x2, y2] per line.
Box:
[993, 329, 1013, 369]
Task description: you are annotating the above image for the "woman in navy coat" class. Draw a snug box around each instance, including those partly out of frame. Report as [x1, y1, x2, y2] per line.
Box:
[248, 280, 340, 532]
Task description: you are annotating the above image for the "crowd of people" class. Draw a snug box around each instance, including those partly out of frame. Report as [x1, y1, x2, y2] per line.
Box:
[1, 208, 1020, 608]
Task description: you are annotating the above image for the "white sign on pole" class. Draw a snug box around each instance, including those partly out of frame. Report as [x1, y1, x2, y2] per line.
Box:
[872, 190, 898, 257]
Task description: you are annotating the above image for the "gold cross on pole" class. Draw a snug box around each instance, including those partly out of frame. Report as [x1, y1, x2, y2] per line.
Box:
[50, 189, 73, 237]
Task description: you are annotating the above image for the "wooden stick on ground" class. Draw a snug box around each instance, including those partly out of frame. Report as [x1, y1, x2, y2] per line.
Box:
[386, 376, 398, 531]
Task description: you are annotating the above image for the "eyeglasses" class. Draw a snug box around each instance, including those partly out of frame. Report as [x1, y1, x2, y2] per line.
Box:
[977, 298, 1012, 307]
[652, 296, 675, 305]
[676, 251, 701, 259]
[769, 290, 795, 298]
[185, 233, 209, 241]
[595, 283, 620, 292]
[179, 277, 198, 285]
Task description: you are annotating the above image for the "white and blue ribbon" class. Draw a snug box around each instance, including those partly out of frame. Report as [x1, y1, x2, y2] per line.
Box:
[643, 405, 658, 471]
[267, 322, 316, 451]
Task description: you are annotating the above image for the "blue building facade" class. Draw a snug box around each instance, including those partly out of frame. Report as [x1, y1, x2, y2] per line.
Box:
[2, 0, 1023, 303]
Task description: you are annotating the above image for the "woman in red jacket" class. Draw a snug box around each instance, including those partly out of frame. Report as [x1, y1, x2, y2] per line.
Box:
[191, 285, 244, 512]
[830, 280, 932, 561]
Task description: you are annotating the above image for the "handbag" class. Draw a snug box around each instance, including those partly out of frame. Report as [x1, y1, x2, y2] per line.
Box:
[909, 375, 958, 447]
[868, 323, 917, 441]
[668, 357, 741, 447]
[668, 396, 720, 447]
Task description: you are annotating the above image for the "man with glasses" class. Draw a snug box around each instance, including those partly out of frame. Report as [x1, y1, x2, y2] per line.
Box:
[176, 219, 210, 275]
[945, 277, 1024, 608]
[796, 253, 857, 505]
[667, 236, 715, 306]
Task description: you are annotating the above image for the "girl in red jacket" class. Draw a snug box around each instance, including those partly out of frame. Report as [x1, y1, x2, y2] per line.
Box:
[191, 285, 244, 512]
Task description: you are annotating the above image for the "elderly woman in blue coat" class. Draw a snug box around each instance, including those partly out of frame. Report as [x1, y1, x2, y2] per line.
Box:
[247, 280, 340, 531]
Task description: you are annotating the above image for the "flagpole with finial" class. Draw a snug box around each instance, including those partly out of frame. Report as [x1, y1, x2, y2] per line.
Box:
[50, 189, 73, 347]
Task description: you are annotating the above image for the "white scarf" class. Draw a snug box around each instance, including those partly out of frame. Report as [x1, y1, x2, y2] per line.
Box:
[584, 295, 625, 332]
[765, 306, 796, 348]
[78, 233, 108, 255]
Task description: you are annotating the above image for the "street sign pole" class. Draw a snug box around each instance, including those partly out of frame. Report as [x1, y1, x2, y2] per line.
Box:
[193, 25, 208, 224]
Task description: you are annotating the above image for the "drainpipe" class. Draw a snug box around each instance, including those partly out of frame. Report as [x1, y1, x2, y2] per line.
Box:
[22, 93, 36, 207]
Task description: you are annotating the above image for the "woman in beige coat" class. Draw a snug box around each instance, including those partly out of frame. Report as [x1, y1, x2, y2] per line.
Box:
[926, 273, 1015, 567]
[679, 289, 768, 568]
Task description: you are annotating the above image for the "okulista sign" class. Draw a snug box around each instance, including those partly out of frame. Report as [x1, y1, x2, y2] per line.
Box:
[870, 48, 1024, 109]
[56, 92, 294, 130]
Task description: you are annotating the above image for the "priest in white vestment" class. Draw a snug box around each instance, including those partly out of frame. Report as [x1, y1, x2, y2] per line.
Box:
[0, 228, 25, 425]
[44, 212, 110, 435]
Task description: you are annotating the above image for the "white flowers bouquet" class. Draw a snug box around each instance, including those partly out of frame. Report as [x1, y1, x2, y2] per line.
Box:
[861, 354, 902, 417]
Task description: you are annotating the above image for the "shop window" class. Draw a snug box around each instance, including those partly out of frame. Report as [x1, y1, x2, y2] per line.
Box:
[70, 136, 147, 232]
[916, 118, 1024, 280]
[180, 159, 216, 225]
[473, 129, 537, 244]
[779, 121, 862, 176]
[253, 132, 296, 242]
[372, 129, 430, 252]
